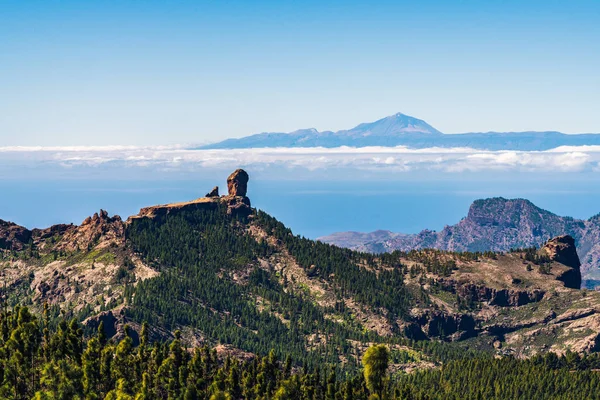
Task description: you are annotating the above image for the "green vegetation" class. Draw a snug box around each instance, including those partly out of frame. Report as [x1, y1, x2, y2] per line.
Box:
[362, 344, 389, 399]
[256, 211, 417, 320]
[4, 194, 600, 398]
[125, 205, 386, 367]
[510, 247, 552, 265]
[1, 307, 600, 399]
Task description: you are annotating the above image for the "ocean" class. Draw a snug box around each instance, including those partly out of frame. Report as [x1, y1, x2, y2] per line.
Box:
[2, 177, 600, 238]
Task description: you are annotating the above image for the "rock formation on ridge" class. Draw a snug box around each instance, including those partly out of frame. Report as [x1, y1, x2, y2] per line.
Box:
[0, 219, 32, 251]
[227, 169, 249, 197]
[132, 169, 252, 219]
[542, 235, 582, 289]
[206, 186, 219, 197]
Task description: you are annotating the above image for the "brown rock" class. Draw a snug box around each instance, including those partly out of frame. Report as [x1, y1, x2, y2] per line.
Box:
[0, 219, 31, 251]
[52, 210, 125, 253]
[541, 235, 581, 289]
[206, 186, 219, 197]
[227, 169, 249, 197]
[413, 310, 476, 339]
[223, 196, 252, 217]
[542, 235, 581, 269]
[437, 278, 545, 307]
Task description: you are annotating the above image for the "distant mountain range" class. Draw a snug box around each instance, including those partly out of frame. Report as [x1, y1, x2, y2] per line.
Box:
[199, 113, 600, 150]
[319, 198, 600, 284]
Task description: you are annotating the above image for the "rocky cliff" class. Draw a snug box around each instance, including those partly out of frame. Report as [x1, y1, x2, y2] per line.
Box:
[542, 235, 582, 289]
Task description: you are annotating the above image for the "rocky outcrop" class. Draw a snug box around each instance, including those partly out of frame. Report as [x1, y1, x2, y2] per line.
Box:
[133, 198, 221, 220]
[31, 224, 74, 242]
[460, 284, 544, 307]
[56, 210, 125, 252]
[542, 235, 581, 269]
[84, 311, 119, 338]
[131, 169, 253, 220]
[227, 169, 249, 197]
[413, 310, 476, 339]
[206, 186, 219, 197]
[83, 310, 139, 345]
[224, 169, 252, 216]
[223, 195, 252, 217]
[542, 235, 581, 289]
[0, 220, 31, 251]
[436, 278, 545, 307]
[484, 310, 557, 336]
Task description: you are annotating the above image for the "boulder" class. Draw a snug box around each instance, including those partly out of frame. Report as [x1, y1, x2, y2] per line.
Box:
[227, 169, 249, 197]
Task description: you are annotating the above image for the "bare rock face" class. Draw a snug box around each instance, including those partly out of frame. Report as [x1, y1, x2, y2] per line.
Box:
[319, 198, 600, 284]
[55, 210, 125, 252]
[32, 224, 74, 241]
[223, 195, 252, 217]
[436, 279, 545, 307]
[542, 235, 581, 269]
[83, 310, 140, 345]
[541, 235, 581, 289]
[227, 169, 249, 197]
[0, 220, 31, 250]
[132, 170, 253, 220]
[206, 186, 219, 197]
[413, 310, 476, 339]
[223, 169, 252, 217]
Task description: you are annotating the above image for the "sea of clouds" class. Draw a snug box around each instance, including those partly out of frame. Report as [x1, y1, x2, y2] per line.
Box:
[1, 145, 599, 180]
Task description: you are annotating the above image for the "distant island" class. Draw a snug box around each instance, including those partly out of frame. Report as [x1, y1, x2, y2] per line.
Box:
[199, 112, 600, 150]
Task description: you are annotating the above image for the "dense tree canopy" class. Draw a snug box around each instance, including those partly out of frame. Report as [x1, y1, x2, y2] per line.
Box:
[1, 308, 600, 399]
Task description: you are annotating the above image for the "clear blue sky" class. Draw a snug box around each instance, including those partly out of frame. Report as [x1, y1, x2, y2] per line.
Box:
[1, 0, 599, 145]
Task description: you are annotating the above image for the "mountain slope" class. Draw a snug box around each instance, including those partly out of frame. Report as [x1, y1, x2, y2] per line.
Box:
[199, 113, 600, 150]
[2, 171, 600, 366]
[319, 198, 600, 283]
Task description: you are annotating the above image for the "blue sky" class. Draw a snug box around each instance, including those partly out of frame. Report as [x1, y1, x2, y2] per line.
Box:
[1, 0, 599, 146]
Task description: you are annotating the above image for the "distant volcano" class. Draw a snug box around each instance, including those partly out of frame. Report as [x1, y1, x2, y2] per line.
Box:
[198, 113, 600, 150]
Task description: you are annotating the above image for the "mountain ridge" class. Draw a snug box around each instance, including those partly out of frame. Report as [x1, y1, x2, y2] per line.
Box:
[319, 197, 600, 284]
[199, 113, 600, 150]
[2, 170, 600, 366]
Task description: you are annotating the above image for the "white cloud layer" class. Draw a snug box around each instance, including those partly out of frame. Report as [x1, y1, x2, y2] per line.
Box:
[2, 145, 600, 176]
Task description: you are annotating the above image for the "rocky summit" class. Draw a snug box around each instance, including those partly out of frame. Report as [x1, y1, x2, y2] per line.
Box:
[227, 168, 249, 197]
[2, 170, 600, 372]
